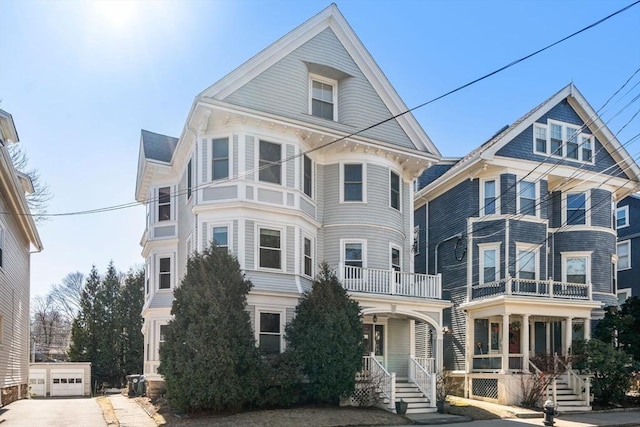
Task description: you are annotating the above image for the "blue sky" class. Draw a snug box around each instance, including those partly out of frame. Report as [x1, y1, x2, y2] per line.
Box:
[0, 0, 638, 298]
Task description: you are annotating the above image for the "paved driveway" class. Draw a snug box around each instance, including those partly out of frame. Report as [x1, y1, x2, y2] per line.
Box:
[0, 397, 106, 427]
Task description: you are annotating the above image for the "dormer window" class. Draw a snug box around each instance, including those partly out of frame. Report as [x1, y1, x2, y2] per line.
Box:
[533, 120, 594, 163]
[310, 74, 336, 121]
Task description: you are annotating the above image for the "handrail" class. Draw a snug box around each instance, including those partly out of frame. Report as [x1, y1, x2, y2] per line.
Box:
[529, 360, 550, 401]
[339, 264, 441, 299]
[409, 356, 435, 406]
[368, 353, 396, 408]
[471, 277, 591, 300]
[555, 355, 589, 403]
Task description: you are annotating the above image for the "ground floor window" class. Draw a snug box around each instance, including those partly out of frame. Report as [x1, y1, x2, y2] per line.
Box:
[259, 312, 282, 355]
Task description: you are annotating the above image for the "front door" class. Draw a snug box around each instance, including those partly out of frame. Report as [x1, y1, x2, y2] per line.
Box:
[362, 324, 384, 361]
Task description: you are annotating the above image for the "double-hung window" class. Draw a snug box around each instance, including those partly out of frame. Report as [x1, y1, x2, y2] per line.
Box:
[158, 257, 172, 290]
[391, 247, 401, 272]
[159, 325, 168, 354]
[550, 123, 563, 156]
[303, 237, 313, 277]
[390, 171, 400, 210]
[259, 140, 281, 184]
[212, 138, 229, 181]
[212, 226, 228, 250]
[566, 193, 587, 225]
[534, 120, 594, 163]
[564, 255, 589, 284]
[479, 244, 500, 284]
[534, 125, 547, 153]
[565, 126, 579, 160]
[617, 241, 631, 270]
[187, 159, 193, 199]
[343, 164, 363, 202]
[616, 206, 629, 228]
[519, 181, 536, 216]
[303, 155, 313, 198]
[516, 248, 536, 280]
[259, 312, 282, 355]
[483, 180, 497, 215]
[259, 228, 281, 269]
[344, 242, 363, 268]
[581, 136, 593, 161]
[158, 187, 171, 221]
[310, 76, 336, 120]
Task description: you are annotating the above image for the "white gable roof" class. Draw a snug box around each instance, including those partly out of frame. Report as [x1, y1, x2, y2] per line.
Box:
[198, 4, 439, 157]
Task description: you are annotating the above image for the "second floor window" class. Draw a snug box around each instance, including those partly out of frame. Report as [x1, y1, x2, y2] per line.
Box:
[617, 241, 630, 270]
[565, 256, 587, 284]
[212, 138, 229, 181]
[187, 159, 193, 199]
[158, 187, 171, 221]
[259, 228, 281, 269]
[390, 171, 400, 210]
[481, 247, 499, 284]
[567, 193, 586, 225]
[344, 164, 363, 201]
[304, 237, 313, 277]
[516, 249, 536, 280]
[303, 155, 312, 198]
[159, 257, 171, 289]
[344, 242, 363, 268]
[259, 141, 281, 184]
[391, 247, 401, 271]
[519, 181, 536, 216]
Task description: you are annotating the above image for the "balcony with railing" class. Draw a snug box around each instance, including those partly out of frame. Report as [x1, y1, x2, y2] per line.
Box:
[338, 264, 442, 299]
[471, 277, 591, 301]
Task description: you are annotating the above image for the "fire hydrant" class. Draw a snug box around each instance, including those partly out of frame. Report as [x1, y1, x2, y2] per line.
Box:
[543, 399, 558, 426]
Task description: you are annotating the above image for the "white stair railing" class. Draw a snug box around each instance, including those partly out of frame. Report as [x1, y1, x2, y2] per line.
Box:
[369, 353, 395, 409]
[555, 355, 590, 404]
[409, 356, 436, 406]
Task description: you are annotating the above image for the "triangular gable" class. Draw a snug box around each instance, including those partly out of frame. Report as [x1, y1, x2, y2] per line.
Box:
[198, 4, 439, 156]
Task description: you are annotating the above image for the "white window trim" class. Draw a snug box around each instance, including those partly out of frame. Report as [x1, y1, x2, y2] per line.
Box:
[561, 251, 592, 284]
[618, 288, 632, 304]
[255, 306, 286, 354]
[480, 178, 500, 216]
[517, 180, 538, 217]
[339, 162, 367, 203]
[340, 238, 367, 268]
[617, 240, 631, 271]
[413, 225, 420, 255]
[478, 243, 501, 284]
[156, 185, 174, 223]
[210, 135, 233, 182]
[302, 234, 314, 278]
[0, 313, 3, 345]
[535, 119, 595, 164]
[309, 73, 338, 121]
[616, 205, 629, 229]
[562, 191, 590, 226]
[389, 169, 402, 212]
[515, 244, 540, 280]
[186, 157, 193, 201]
[302, 154, 315, 200]
[257, 225, 284, 271]
[156, 253, 175, 291]
[208, 222, 232, 252]
[257, 139, 283, 186]
[389, 243, 402, 271]
[156, 321, 169, 360]
[145, 260, 150, 296]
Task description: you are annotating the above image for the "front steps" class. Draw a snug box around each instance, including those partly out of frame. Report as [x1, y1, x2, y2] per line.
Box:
[547, 380, 591, 413]
[394, 381, 436, 414]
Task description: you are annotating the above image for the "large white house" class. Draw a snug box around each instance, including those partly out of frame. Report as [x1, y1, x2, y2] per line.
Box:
[0, 110, 43, 406]
[136, 5, 449, 410]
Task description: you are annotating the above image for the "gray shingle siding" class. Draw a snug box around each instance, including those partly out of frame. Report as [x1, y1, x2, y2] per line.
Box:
[495, 99, 626, 178]
[509, 221, 547, 278]
[591, 189, 612, 228]
[550, 191, 562, 228]
[617, 196, 640, 296]
[223, 28, 417, 150]
[501, 174, 516, 215]
[417, 163, 456, 190]
[444, 287, 467, 370]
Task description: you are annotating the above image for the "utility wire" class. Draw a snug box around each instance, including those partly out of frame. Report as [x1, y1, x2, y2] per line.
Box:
[2, 0, 638, 219]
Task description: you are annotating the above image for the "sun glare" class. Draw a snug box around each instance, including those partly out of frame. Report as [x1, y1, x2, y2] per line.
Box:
[94, 0, 138, 31]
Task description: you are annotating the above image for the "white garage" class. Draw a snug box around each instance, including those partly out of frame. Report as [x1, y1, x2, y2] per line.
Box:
[29, 362, 91, 397]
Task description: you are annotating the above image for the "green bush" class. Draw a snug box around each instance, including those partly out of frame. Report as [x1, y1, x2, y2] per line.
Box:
[158, 245, 261, 413]
[256, 352, 307, 408]
[285, 263, 363, 404]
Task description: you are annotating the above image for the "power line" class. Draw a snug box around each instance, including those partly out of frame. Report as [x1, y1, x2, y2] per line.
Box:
[2, 0, 638, 219]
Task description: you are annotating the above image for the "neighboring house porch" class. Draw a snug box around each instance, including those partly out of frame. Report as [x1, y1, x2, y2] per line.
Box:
[462, 278, 599, 410]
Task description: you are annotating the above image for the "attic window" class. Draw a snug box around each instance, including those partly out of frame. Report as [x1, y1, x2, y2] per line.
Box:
[310, 74, 336, 121]
[533, 120, 594, 164]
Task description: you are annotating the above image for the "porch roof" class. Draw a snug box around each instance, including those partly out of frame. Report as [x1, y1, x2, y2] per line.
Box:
[461, 295, 602, 319]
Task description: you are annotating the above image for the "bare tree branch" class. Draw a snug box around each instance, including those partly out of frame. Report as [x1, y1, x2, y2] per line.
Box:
[6, 143, 52, 223]
[49, 272, 84, 321]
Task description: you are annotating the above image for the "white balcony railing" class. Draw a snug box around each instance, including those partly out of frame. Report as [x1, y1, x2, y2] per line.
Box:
[471, 277, 591, 301]
[339, 264, 442, 299]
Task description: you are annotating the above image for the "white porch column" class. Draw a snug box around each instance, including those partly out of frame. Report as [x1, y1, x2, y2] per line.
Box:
[522, 314, 530, 372]
[584, 317, 591, 340]
[436, 330, 444, 372]
[564, 317, 573, 356]
[546, 322, 551, 355]
[501, 313, 510, 373]
[530, 318, 536, 357]
[467, 315, 475, 374]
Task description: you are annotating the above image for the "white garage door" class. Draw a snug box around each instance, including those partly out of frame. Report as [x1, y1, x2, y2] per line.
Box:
[51, 369, 84, 396]
[29, 369, 46, 397]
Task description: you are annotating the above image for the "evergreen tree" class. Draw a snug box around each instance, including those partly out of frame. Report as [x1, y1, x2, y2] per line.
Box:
[94, 261, 122, 386]
[158, 245, 261, 413]
[285, 263, 363, 404]
[69, 266, 101, 388]
[118, 268, 144, 381]
[594, 296, 640, 361]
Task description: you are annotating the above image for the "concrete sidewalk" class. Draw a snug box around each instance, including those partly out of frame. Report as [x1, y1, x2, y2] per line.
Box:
[108, 394, 157, 427]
